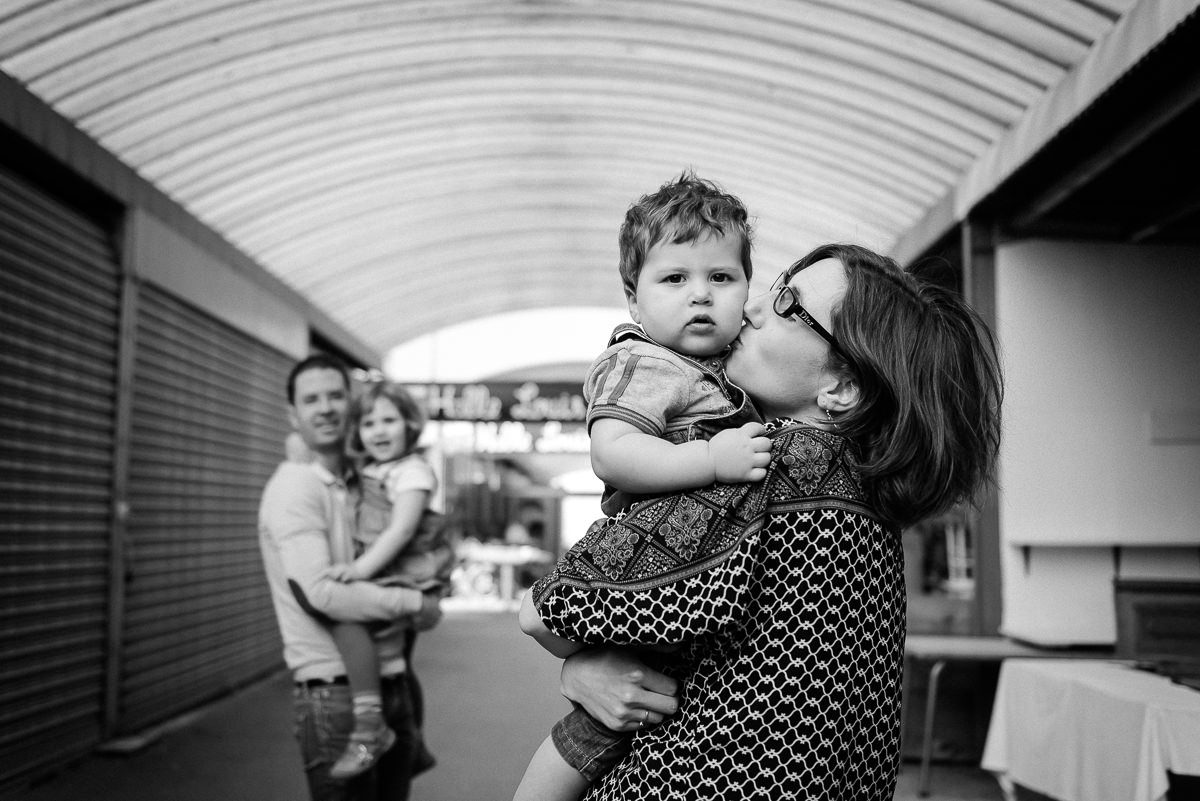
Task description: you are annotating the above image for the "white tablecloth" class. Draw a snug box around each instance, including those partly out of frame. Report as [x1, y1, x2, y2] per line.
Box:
[982, 659, 1200, 801]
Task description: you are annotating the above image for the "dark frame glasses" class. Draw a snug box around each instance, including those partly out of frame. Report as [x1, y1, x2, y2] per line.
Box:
[770, 272, 848, 361]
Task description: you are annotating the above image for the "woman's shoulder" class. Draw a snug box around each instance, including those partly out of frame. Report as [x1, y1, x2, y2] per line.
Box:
[766, 420, 852, 463]
[763, 417, 840, 442]
[763, 419, 871, 509]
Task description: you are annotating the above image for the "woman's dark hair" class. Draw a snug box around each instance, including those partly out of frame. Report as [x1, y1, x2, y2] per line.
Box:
[348, 381, 427, 460]
[794, 243, 1003, 530]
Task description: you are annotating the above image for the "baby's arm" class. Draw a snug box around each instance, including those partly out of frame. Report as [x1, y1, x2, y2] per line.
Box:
[326, 489, 428, 582]
[590, 418, 770, 494]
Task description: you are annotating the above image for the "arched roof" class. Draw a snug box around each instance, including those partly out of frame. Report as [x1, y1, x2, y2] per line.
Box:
[1, 0, 1192, 361]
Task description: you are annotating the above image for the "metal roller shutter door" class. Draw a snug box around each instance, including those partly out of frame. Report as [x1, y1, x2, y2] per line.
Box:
[118, 283, 290, 733]
[0, 164, 120, 791]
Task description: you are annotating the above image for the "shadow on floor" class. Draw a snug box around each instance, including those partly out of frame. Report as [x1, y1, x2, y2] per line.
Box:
[16, 610, 1003, 801]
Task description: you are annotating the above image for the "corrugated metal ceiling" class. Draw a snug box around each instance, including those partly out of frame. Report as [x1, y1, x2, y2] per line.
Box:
[1, 0, 1191, 358]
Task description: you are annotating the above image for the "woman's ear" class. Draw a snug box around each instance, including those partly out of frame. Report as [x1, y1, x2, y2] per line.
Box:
[818, 375, 860, 414]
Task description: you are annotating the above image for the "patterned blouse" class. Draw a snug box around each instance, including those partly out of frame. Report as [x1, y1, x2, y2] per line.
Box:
[531, 420, 905, 800]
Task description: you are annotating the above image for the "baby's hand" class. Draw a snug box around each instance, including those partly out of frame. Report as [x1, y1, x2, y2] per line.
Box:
[708, 422, 771, 483]
[321, 564, 360, 583]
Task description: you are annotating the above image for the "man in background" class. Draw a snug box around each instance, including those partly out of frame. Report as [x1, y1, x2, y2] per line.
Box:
[258, 354, 439, 801]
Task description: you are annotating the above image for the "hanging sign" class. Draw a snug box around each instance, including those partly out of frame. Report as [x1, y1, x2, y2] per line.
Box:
[402, 381, 587, 423]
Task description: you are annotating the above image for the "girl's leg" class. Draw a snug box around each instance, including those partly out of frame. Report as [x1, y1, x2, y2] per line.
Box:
[512, 735, 590, 801]
[331, 621, 381, 695]
[328, 622, 396, 779]
[285, 580, 395, 780]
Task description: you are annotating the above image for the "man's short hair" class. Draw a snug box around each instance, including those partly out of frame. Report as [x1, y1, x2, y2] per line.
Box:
[617, 170, 754, 299]
[286, 353, 351, 404]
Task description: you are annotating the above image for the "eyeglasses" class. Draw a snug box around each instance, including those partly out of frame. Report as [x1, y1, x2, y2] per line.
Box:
[770, 272, 848, 360]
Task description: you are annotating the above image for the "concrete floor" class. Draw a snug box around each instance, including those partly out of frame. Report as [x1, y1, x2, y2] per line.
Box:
[16, 608, 1004, 801]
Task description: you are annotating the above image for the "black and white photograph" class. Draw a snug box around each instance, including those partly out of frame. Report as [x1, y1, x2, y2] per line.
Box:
[2, 2, 1199, 800]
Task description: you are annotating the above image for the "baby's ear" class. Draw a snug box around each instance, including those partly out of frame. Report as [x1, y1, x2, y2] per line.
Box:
[626, 294, 641, 325]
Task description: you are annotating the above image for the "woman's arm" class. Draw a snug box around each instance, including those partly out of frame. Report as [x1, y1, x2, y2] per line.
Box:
[519, 588, 584, 658]
[533, 479, 764, 648]
[559, 648, 679, 731]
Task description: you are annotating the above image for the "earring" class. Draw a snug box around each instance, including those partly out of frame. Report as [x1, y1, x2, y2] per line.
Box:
[824, 407, 839, 430]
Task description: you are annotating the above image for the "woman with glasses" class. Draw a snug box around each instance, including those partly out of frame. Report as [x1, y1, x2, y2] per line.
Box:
[519, 243, 1003, 800]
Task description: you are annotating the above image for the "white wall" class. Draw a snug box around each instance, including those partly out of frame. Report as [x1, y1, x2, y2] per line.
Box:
[996, 240, 1200, 644]
[129, 209, 310, 358]
[559, 494, 604, 552]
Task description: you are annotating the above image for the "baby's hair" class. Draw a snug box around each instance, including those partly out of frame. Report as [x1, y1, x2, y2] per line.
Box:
[349, 381, 427, 460]
[617, 169, 754, 298]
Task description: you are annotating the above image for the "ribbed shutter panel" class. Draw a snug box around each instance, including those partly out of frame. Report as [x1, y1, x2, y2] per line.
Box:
[0, 165, 120, 791]
[118, 283, 289, 733]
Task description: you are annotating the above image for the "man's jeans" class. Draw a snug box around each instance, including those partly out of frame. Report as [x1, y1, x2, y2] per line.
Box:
[292, 672, 421, 801]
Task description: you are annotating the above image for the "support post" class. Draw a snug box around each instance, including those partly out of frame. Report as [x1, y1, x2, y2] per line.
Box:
[961, 217, 1003, 637]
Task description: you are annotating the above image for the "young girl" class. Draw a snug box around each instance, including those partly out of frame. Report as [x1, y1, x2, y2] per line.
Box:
[321, 382, 455, 779]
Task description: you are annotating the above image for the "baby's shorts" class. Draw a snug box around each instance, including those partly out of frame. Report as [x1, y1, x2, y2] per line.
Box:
[550, 704, 633, 782]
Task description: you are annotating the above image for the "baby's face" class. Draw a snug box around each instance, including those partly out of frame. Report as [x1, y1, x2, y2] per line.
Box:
[628, 232, 748, 358]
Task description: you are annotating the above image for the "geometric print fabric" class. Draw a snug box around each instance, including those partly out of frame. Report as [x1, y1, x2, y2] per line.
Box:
[533, 422, 906, 799]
